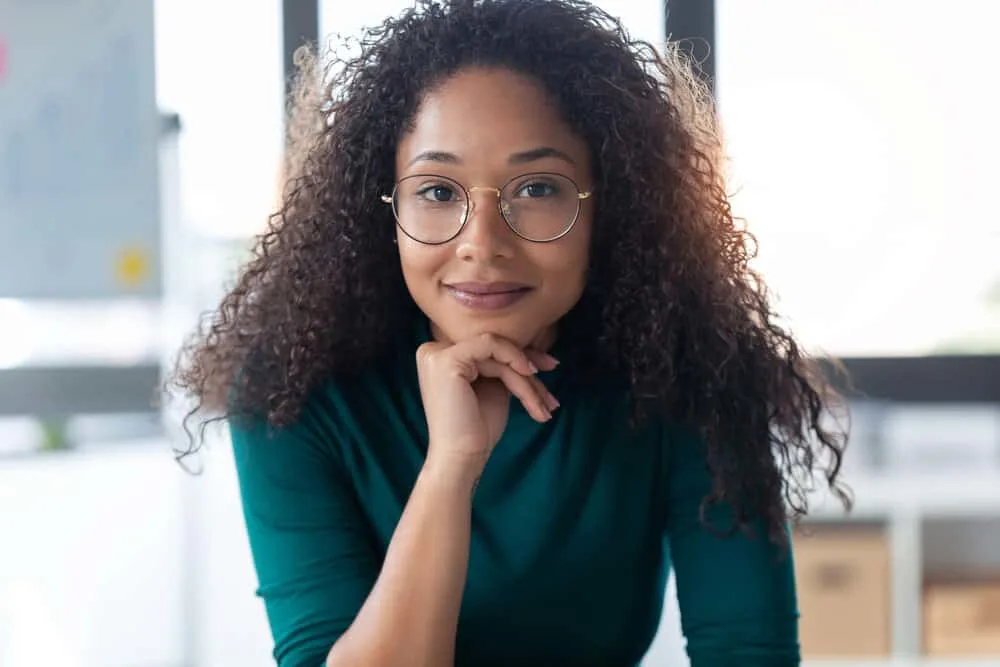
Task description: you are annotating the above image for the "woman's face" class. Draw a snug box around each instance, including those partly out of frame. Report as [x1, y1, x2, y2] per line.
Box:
[394, 66, 593, 349]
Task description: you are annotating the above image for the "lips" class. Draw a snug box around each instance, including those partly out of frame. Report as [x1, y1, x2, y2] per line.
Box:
[445, 282, 531, 295]
[443, 282, 533, 310]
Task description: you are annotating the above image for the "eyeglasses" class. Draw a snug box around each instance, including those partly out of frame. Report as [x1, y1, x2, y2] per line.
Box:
[380, 172, 592, 245]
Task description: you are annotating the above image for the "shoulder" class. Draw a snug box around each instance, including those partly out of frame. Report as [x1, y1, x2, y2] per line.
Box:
[230, 339, 419, 455]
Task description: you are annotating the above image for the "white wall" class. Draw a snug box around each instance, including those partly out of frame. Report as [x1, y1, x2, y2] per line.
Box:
[0, 442, 186, 667]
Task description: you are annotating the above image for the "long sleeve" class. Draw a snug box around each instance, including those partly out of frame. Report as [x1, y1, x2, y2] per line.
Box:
[230, 412, 379, 667]
[663, 427, 801, 667]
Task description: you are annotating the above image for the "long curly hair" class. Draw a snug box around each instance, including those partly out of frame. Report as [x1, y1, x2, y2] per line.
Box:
[170, 0, 851, 544]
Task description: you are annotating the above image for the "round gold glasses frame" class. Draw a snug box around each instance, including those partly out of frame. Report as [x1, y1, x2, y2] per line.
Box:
[379, 172, 593, 245]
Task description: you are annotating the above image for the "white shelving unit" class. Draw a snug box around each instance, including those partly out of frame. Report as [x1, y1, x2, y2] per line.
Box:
[807, 472, 1000, 522]
[802, 469, 1000, 665]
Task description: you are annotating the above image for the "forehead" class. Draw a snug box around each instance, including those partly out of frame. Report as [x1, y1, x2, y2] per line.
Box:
[396, 67, 589, 171]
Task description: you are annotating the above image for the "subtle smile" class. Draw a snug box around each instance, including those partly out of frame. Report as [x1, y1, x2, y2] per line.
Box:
[443, 282, 533, 311]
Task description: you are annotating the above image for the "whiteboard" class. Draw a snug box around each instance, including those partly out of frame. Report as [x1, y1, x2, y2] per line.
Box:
[0, 0, 161, 299]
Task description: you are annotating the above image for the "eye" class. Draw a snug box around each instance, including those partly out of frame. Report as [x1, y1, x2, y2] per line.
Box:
[416, 184, 459, 203]
[515, 180, 559, 198]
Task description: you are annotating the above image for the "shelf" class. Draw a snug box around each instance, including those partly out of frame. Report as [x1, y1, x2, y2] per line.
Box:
[805, 471, 1000, 520]
[0, 364, 161, 417]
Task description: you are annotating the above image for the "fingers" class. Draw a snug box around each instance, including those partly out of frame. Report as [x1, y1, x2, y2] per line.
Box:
[419, 333, 562, 423]
[529, 373, 561, 415]
[477, 359, 557, 422]
[465, 333, 539, 376]
[463, 333, 560, 377]
[524, 347, 559, 372]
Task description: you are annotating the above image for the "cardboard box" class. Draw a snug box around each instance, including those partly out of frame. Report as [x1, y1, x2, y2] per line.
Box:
[924, 578, 1000, 656]
[793, 526, 891, 656]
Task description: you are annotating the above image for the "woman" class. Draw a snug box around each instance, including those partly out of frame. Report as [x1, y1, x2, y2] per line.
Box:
[172, 1, 850, 665]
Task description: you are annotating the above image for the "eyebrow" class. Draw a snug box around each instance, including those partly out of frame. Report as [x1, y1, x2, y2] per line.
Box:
[509, 146, 577, 166]
[405, 146, 577, 169]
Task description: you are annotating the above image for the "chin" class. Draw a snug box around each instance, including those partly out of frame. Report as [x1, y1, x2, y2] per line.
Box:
[433, 315, 552, 349]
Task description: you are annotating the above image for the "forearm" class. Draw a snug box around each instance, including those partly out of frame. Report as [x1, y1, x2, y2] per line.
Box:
[326, 461, 476, 667]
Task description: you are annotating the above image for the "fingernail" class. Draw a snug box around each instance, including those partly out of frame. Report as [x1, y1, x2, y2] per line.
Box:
[528, 361, 540, 374]
[547, 355, 560, 367]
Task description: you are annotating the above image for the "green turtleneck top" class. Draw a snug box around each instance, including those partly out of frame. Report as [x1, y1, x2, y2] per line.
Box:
[230, 320, 800, 667]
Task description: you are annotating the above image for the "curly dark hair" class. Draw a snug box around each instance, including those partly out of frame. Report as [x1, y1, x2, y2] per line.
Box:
[170, 0, 851, 545]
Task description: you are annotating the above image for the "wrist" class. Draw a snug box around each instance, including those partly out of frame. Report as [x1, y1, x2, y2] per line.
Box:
[419, 453, 483, 499]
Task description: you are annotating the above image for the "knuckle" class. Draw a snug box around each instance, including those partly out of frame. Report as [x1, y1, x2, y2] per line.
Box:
[415, 342, 440, 365]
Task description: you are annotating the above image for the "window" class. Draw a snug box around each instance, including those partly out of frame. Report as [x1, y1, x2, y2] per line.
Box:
[717, 0, 1000, 357]
[154, 0, 284, 238]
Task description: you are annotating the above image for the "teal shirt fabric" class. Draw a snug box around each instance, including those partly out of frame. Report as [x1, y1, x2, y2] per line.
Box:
[230, 319, 800, 667]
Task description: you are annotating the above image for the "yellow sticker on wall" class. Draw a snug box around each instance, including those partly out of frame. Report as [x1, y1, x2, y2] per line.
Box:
[114, 245, 151, 288]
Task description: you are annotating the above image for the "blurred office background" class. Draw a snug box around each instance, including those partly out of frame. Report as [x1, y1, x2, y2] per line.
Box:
[1, 0, 998, 665]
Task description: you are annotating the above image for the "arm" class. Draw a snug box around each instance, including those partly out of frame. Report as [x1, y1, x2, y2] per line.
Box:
[326, 460, 476, 667]
[664, 428, 801, 667]
[230, 415, 476, 667]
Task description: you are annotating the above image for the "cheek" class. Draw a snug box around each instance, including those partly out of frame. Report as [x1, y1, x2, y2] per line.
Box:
[534, 234, 590, 298]
[397, 240, 447, 295]
[556, 220, 592, 285]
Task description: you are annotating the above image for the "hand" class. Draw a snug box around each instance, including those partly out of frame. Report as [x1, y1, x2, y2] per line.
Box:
[415, 333, 560, 483]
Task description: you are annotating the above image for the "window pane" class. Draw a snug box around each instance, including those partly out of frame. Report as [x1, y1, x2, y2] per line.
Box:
[717, 0, 1000, 356]
[155, 0, 284, 238]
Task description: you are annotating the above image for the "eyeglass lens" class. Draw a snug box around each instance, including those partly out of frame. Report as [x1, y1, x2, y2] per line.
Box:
[391, 173, 582, 243]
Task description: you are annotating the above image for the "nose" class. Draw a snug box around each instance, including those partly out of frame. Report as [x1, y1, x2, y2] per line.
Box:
[456, 187, 515, 261]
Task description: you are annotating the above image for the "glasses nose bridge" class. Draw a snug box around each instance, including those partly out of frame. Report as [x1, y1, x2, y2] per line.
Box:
[466, 185, 502, 197]
[465, 185, 505, 214]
